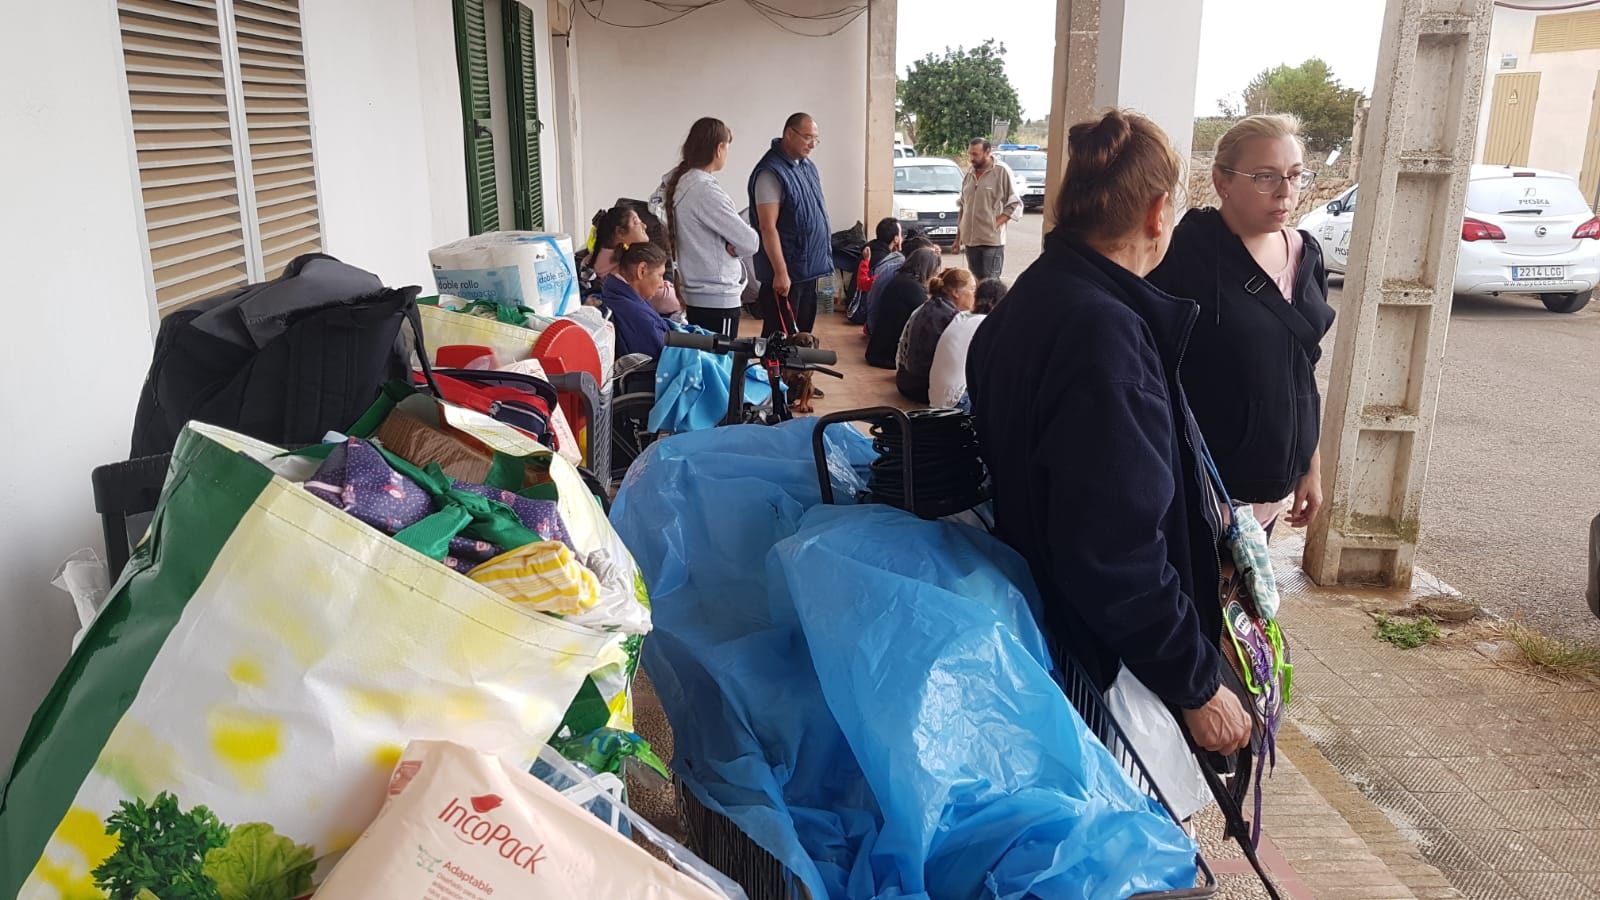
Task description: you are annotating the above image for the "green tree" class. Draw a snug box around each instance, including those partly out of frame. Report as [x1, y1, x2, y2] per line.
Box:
[899, 41, 1023, 158]
[1239, 58, 1367, 153]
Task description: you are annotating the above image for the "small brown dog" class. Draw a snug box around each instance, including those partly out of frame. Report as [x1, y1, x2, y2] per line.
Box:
[782, 332, 820, 414]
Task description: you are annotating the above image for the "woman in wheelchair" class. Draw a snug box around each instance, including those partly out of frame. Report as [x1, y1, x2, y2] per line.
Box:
[599, 243, 673, 361]
[587, 205, 682, 318]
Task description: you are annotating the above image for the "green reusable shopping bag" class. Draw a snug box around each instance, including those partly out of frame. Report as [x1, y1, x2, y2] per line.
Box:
[0, 418, 627, 899]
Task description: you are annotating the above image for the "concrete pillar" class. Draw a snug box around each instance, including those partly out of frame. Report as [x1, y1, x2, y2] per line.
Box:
[1303, 0, 1495, 588]
[1042, 0, 1100, 235]
[1043, 0, 1203, 235]
[863, 0, 897, 226]
[1349, 102, 1369, 182]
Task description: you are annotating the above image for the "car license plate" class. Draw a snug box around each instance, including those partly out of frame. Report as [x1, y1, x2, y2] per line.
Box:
[1513, 265, 1564, 281]
[931, 226, 957, 236]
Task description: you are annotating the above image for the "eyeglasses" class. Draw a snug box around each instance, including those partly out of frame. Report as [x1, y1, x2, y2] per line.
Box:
[1223, 169, 1316, 193]
[787, 128, 821, 146]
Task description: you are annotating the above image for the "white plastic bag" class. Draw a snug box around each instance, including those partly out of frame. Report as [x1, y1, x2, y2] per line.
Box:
[1104, 666, 1211, 820]
[317, 740, 739, 899]
[50, 549, 111, 652]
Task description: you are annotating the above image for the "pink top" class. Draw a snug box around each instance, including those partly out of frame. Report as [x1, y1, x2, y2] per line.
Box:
[1268, 228, 1303, 301]
[590, 247, 682, 316]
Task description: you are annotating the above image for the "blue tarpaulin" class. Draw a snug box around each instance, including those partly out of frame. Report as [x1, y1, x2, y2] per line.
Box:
[612, 419, 1197, 899]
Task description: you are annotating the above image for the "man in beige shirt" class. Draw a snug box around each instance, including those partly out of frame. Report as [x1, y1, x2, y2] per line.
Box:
[954, 138, 1023, 279]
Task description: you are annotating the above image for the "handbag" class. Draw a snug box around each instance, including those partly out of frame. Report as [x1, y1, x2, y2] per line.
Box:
[1198, 442, 1292, 847]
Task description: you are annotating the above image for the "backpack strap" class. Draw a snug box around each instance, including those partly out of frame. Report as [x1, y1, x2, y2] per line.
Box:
[1243, 274, 1323, 356]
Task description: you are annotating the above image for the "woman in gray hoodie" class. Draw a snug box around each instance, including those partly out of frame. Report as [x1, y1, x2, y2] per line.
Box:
[660, 118, 761, 337]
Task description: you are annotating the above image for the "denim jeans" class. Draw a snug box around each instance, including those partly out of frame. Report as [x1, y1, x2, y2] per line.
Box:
[964, 245, 1004, 280]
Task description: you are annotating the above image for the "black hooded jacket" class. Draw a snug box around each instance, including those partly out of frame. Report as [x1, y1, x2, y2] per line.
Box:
[1148, 208, 1336, 503]
[968, 234, 1225, 710]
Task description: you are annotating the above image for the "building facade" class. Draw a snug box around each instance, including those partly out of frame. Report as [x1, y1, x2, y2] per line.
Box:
[1477, 4, 1600, 207]
[0, 0, 885, 769]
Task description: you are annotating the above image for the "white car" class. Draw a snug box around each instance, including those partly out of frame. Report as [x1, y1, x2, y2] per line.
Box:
[1299, 165, 1600, 313]
[893, 156, 964, 247]
[995, 149, 1048, 210]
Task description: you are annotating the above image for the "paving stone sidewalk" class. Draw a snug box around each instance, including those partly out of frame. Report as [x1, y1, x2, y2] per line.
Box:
[1273, 533, 1600, 900]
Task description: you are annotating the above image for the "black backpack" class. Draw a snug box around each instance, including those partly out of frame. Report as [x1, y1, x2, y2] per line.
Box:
[130, 254, 421, 457]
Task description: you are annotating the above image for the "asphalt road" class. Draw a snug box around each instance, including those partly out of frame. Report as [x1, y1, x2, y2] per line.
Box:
[980, 211, 1600, 641]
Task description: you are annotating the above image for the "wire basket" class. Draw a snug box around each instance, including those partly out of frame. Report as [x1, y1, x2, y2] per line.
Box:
[674, 655, 1216, 899]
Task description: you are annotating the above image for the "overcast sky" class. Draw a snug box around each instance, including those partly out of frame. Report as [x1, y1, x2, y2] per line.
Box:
[896, 0, 1388, 119]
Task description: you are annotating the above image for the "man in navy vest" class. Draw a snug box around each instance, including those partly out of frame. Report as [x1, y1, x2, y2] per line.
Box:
[748, 112, 832, 336]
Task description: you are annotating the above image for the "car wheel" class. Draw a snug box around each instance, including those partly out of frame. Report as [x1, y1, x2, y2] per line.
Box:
[1541, 290, 1592, 314]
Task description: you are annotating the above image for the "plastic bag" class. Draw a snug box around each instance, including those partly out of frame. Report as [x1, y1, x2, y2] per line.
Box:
[430, 231, 579, 316]
[51, 549, 111, 652]
[3, 423, 619, 899]
[1104, 666, 1212, 820]
[612, 420, 1198, 899]
[531, 745, 745, 899]
[316, 740, 738, 899]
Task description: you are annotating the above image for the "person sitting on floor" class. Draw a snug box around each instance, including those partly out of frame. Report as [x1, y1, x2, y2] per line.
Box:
[896, 267, 976, 403]
[851, 217, 904, 318]
[864, 235, 936, 335]
[599, 243, 672, 360]
[929, 276, 1007, 409]
[865, 247, 942, 369]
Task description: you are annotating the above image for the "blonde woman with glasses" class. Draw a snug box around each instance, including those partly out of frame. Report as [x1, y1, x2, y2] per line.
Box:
[1149, 114, 1336, 534]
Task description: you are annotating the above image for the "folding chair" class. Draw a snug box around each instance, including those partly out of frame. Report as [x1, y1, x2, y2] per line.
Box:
[91, 454, 172, 580]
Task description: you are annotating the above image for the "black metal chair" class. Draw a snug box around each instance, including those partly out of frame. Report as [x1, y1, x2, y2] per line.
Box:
[91, 454, 172, 580]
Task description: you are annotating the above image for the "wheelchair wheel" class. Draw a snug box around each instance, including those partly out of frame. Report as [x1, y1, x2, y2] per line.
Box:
[610, 391, 659, 483]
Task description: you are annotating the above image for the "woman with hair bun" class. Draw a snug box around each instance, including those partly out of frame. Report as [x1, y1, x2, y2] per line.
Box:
[968, 109, 1252, 764]
[895, 267, 975, 403]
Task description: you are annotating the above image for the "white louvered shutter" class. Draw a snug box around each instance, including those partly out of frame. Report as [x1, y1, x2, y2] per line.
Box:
[118, 0, 252, 313]
[117, 0, 323, 314]
[228, 0, 322, 279]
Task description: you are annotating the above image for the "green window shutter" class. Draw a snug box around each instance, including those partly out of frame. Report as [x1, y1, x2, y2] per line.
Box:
[454, 0, 498, 234]
[504, 0, 544, 231]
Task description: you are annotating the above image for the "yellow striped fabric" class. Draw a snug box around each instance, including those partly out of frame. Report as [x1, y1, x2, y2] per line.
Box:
[467, 541, 602, 616]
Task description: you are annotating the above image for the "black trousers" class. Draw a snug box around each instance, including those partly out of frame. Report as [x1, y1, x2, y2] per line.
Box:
[684, 305, 741, 339]
[759, 278, 818, 336]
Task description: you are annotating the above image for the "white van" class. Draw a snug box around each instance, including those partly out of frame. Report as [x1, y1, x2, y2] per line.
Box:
[893, 157, 963, 247]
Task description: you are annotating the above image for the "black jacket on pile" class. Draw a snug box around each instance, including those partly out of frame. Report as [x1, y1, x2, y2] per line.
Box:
[130, 254, 419, 457]
[967, 234, 1225, 709]
[1147, 208, 1336, 503]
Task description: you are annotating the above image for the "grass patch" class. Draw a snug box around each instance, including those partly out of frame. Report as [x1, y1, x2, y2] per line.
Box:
[1503, 623, 1600, 681]
[1374, 614, 1441, 649]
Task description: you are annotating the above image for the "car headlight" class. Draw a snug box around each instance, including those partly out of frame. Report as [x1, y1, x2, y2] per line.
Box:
[896, 208, 918, 221]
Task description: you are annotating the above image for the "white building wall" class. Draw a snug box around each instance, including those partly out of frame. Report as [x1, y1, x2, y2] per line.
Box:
[416, 0, 473, 245]
[485, 0, 567, 234]
[1098, 0, 1206, 162]
[1477, 7, 1600, 180]
[0, 0, 476, 769]
[572, 0, 868, 233]
[302, 0, 469, 289]
[0, 0, 158, 770]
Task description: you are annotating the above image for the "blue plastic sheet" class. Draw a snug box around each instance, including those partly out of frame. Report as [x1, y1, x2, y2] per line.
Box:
[648, 343, 776, 434]
[612, 419, 1198, 899]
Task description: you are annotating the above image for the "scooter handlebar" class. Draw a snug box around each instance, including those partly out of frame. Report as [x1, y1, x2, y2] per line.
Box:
[792, 347, 837, 365]
[664, 331, 720, 352]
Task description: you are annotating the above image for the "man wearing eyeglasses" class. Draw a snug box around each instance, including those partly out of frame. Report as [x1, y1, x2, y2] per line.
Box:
[954, 138, 1022, 280]
[748, 112, 832, 337]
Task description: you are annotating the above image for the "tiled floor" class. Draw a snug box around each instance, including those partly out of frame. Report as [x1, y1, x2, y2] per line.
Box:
[1274, 534, 1600, 900]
